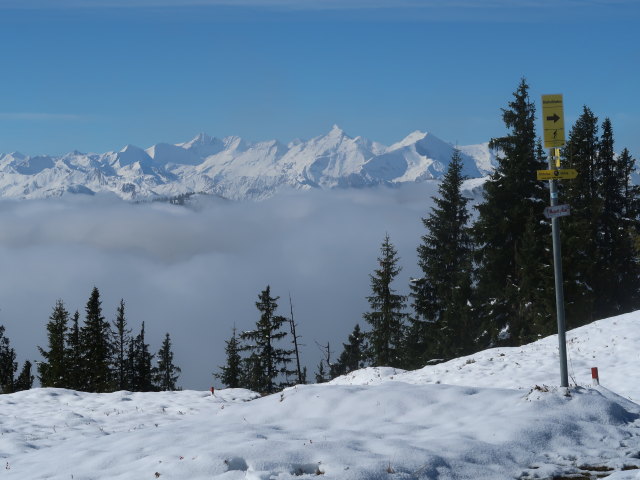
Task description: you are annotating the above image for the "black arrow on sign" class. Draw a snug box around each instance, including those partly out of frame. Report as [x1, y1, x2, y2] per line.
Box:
[546, 113, 560, 123]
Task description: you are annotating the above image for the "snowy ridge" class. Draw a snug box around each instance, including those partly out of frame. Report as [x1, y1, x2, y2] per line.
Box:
[0, 127, 496, 201]
[2, 311, 640, 479]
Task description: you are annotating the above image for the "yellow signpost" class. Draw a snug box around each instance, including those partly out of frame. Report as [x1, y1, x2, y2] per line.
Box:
[541, 94, 570, 389]
[536, 169, 578, 181]
[542, 94, 566, 148]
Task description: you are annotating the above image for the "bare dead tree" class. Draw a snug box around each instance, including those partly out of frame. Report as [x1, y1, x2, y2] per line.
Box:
[288, 294, 304, 385]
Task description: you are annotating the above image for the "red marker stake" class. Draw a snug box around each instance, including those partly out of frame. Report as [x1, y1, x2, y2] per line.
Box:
[591, 367, 599, 386]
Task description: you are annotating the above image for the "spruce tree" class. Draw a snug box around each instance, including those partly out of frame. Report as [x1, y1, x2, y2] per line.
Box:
[408, 149, 474, 366]
[130, 322, 154, 391]
[217, 327, 242, 388]
[314, 360, 328, 384]
[592, 119, 640, 317]
[330, 324, 366, 378]
[239, 353, 263, 392]
[80, 287, 113, 392]
[112, 299, 131, 390]
[153, 333, 181, 391]
[38, 299, 69, 388]
[0, 326, 17, 394]
[65, 311, 83, 391]
[472, 78, 549, 346]
[560, 111, 640, 325]
[240, 286, 295, 394]
[363, 234, 407, 367]
[560, 106, 600, 326]
[15, 361, 34, 391]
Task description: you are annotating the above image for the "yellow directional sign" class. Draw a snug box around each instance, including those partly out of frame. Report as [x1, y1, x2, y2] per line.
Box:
[537, 169, 578, 181]
[542, 94, 566, 148]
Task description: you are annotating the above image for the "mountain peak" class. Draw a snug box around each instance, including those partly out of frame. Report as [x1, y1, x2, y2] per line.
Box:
[186, 132, 214, 146]
[389, 131, 428, 151]
[120, 144, 145, 154]
[329, 124, 346, 136]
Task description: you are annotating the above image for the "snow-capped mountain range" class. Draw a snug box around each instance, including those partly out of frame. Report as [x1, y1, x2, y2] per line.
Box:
[0, 126, 495, 201]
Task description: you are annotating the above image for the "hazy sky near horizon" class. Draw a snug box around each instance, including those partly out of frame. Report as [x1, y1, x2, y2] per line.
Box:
[0, 0, 638, 156]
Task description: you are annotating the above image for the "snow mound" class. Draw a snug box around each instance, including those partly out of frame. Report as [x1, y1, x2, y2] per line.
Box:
[2, 383, 640, 479]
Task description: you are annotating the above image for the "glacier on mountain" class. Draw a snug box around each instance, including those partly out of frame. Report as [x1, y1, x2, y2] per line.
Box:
[0, 126, 496, 201]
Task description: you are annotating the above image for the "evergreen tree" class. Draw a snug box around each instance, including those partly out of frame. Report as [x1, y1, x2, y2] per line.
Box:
[473, 78, 549, 346]
[15, 361, 34, 391]
[130, 322, 154, 391]
[153, 333, 181, 391]
[330, 324, 366, 378]
[314, 360, 328, 384]
[560, 106, 601, 326]
[0, 326, 17, 394]
[37, 299, 69, 388]
[65, 311, 83, 391]
[112, 299, 131, 390]
[239, 353, 263, 392]
[363, 234, 407, 367]
[512, 209, 556, 341]
[561, 111, 640, 325]
[216, 327, 242, 388]
[408, 149, 474, 366]
[80, 287, 113, 392]
[240, 286, 295, 394]
[592, 119, 640, 316]
[618, 148, 640, 221]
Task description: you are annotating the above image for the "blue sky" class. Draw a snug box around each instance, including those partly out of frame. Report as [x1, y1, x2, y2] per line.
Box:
[0, 0, 638, 156]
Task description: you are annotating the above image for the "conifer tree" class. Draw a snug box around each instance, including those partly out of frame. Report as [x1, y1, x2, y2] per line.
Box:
[217, 327, 242, 388]
[592, 119, 640, 317]
[112, 299, 131, 390]
[153, 333, 181, 391]
[560, 106, 601, 326]
[65, 311, 83, 391]
[239, 353, 263, 392]
[560, 111, 640, 324]
[330, 324, 366, 378]
[240, 286, 295, 394]
[130, 322, 154, 391]
[0, 326, 17, 394]
[473, 78, 549, 346]
[363, 234, 407, 367]
[80, 287, 113, 392]
[618, 148, 640, 220]
[314, 360, 328, 384]
[408, 149, 474, 365]
[38, 300, 69, 388]
[15, 361, 34, 391]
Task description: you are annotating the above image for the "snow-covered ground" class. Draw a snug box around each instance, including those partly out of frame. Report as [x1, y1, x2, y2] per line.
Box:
[2, 312, 640, 479]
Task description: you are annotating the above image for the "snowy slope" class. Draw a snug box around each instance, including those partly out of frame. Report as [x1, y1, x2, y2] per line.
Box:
[332, 311, 640, 403]
[0, 127, 494, 201]
[2, 311, 640, 479]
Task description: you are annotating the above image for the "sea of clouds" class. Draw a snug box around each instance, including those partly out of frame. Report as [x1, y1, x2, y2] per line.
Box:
[0, 181, 484, 389]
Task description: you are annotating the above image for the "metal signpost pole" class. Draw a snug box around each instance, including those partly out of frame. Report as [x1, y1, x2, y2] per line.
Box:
[548, 149, 569, 388]
[540, 94, 570, 388]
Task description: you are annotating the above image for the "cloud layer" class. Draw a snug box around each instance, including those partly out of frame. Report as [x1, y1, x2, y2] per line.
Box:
[0, 183, 484, 389]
